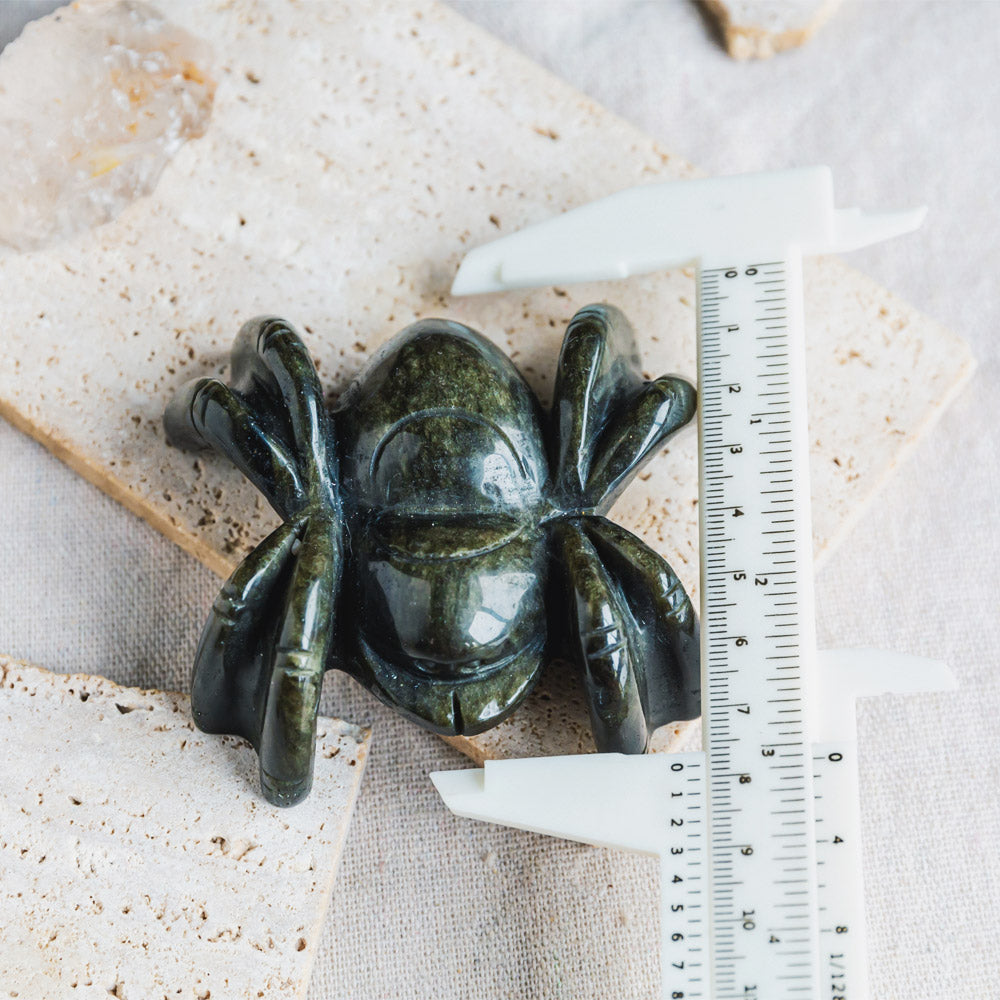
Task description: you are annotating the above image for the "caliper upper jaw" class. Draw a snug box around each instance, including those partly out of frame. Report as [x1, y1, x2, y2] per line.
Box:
[814, 648, 957, 744]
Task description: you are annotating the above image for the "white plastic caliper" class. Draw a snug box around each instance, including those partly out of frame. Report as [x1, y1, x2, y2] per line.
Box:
[431, 167, 956, 1000]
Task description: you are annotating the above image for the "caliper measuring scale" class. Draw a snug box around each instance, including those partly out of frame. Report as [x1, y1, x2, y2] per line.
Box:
[432, 167, 957, 1000]
[698, 252, 820, 999]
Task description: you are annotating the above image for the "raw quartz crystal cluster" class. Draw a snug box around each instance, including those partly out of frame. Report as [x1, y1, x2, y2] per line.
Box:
[0, 0, 214, 253]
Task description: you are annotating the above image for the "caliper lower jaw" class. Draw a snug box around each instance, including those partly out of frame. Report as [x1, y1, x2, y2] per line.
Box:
[431, 649, 955, 847]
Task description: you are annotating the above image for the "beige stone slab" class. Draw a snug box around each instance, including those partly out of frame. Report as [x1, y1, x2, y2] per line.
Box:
[703, 0, 843, 59]
[0, 1, 974, 763]
[0, 656, 371, 999]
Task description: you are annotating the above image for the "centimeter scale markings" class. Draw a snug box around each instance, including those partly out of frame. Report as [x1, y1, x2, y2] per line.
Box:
[696, 256, 821, 1000]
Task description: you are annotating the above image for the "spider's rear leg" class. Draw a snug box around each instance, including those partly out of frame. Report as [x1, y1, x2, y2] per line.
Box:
[164, 376, 305, 520]
[553, 519, 649, 754]
[191, 511, 342, 807]
[191, 520, 300, 739]
[257, 511, 342, 807]
[584, 517, 700, 729]
[550, 305, 645, 503]
[549, 303, 696, 510]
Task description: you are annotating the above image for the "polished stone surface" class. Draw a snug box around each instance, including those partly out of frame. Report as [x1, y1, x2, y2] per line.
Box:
[164, 306, 698, 804]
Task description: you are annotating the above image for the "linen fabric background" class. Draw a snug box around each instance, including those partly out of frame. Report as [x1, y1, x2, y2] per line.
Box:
[0, 2, 996, 998]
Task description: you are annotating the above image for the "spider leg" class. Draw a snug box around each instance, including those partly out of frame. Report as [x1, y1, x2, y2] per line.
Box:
[190, 513, 341, 806]
[583, 517, 700, 729]
[550, 304, 696, 511]
[164, 376, 306, 521]
[552, 519, 649, 754]
[551, 305, 644, 504]
[257, 511, 342, 806]
[230, 316, 337, 507]
[168, 318, 344, 806]
[190, 520, 300, 740]
[585, 374, 696, 512]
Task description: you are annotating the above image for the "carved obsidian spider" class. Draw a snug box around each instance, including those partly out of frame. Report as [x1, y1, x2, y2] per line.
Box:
[164, 304, 700, 805]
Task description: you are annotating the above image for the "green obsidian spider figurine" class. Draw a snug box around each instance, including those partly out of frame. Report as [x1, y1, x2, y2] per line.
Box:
[164, 304, 700, 806]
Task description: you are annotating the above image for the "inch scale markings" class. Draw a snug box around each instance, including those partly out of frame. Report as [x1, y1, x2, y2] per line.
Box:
[434, 167, 958, 1000]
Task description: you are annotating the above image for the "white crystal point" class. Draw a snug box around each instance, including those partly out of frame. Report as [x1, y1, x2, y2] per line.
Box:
[0, 1, 216, 253]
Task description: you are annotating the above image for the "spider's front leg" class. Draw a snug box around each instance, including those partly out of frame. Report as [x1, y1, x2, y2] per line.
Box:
[257, 512, 340, 805]
[549, 303, 695, 512]
[164, 317, 342, 805]
[164, 375, 305, 520]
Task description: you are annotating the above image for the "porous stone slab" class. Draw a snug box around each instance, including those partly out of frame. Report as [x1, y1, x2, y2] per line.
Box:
[0, 656, 371, 999]
[704, 0, 843, 59]
[0, 1, 974, 761]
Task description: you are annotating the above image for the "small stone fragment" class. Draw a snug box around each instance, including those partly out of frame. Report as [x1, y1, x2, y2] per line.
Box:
[0, 1, 215, 252]
[703, 0, 842, 60]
